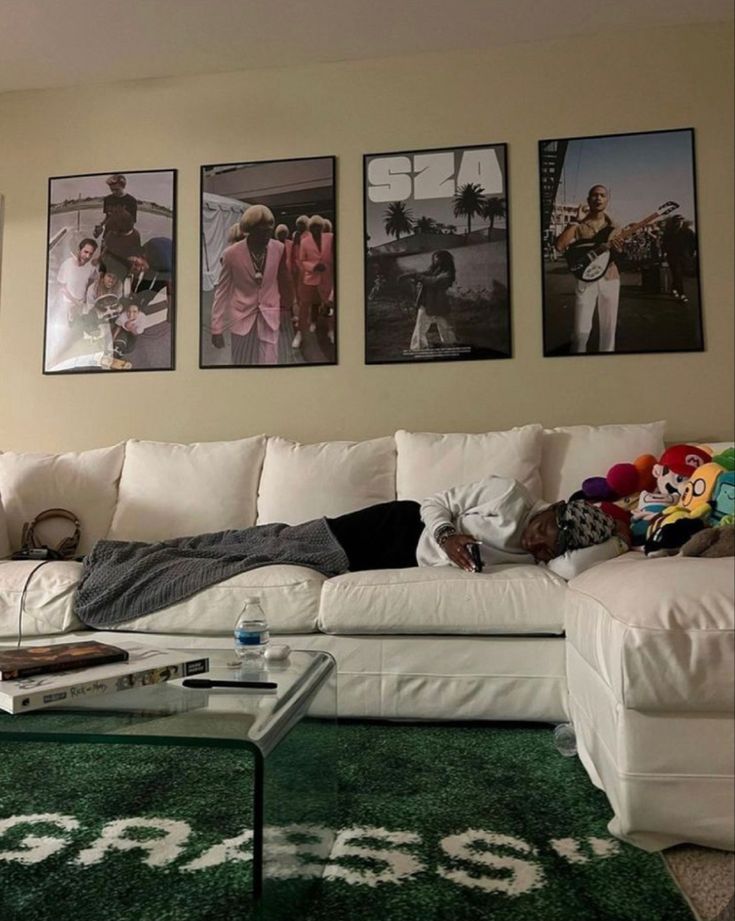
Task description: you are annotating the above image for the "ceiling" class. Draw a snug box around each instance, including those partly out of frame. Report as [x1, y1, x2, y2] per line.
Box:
[0, 0, 732, 95]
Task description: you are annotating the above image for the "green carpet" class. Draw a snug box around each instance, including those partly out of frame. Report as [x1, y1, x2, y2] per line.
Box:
[0, 722, 693, 921]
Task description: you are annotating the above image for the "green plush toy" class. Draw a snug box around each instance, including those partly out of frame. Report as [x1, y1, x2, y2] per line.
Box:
[711, 446, 735, 472]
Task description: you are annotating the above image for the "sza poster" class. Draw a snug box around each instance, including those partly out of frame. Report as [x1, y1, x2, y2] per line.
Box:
[364, 144, 511, 364]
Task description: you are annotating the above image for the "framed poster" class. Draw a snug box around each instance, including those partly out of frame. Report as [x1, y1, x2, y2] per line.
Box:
[0, 194, 4, 316]
[539, 128, 703, 356]
[363, 143, 511, 364]
[43, 169, 176, 373]
[200, 155, 336, 368]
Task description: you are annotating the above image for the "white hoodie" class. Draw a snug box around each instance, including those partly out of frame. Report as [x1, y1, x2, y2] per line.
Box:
[417, 476, 549, 568]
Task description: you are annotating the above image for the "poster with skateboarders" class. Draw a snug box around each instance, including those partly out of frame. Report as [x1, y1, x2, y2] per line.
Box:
[363, 143, 512, 364]
[43, 169, 176, 374]
[200, 155, 336, 368]
[539, 128, 704, 356]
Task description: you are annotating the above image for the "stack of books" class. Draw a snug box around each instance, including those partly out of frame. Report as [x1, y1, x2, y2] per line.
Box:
[0, 640, 209, 714]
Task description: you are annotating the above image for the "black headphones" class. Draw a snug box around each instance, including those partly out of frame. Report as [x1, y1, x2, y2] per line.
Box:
[17, 508, 81, 561]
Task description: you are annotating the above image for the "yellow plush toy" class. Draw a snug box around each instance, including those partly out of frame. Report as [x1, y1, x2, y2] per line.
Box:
[644, 462, 726, 556]
[673, 462, 727, 520]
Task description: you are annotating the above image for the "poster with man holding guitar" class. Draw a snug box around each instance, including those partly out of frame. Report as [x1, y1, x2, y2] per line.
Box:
[539, 128, 703, 356]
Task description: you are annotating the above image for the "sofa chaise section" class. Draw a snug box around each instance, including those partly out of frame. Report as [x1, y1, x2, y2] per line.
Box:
[565, 553, 735, 851]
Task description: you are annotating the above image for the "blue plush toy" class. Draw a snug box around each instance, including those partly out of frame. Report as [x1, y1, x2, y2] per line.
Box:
[711, 471, 735, 526]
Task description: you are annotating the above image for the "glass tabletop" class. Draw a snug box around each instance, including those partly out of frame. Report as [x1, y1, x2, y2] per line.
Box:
[0, 648, 335, 756]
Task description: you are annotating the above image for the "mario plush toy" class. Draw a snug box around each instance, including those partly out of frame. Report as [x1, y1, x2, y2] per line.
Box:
[631, 444, 711, 545]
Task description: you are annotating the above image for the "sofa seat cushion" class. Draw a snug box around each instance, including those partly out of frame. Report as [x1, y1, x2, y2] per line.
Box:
[565, 553, 734, 711]
[0, 561, 83, 639]
[0, 444, 125, 555]
[318, 565, 567, 635]
[103, 565, 326, 636]
[257, 436, 396, 525]
[108, 437, 266, 542]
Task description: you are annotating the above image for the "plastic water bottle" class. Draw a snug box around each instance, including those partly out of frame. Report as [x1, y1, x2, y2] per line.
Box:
[553, 722, 578, 757]
[233, 598, 270, 660]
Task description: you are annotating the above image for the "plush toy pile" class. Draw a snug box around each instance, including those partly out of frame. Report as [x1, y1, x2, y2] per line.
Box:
[569, 444, 735, 558]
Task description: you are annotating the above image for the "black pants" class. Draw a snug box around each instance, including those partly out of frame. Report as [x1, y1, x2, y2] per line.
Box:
[326, 500, 424, 571]
[668, 257, 685, 294]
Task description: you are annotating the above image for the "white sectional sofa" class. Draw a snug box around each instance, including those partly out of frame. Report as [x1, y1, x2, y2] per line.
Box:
[0, 421, 733, 854]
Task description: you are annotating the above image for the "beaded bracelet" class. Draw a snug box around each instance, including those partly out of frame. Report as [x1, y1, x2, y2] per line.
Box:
[435, 526, 457, 547]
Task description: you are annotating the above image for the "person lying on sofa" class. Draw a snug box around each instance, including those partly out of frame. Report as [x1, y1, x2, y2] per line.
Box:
[75, 475, 625, 629]
[327, 474, 623, 574]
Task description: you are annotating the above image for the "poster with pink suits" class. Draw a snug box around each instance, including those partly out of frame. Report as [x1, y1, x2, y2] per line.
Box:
[200, 155, 336, 368]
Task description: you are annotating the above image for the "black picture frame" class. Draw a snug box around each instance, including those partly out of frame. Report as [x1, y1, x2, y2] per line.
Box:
[43, 168, 176, 374]
[363, 142, 512, 365]
[199, 155, 337, 369]
[539, 127, 704, 357]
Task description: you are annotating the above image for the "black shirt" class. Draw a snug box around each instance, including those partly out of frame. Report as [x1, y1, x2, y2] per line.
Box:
[103, 192, 138, 224]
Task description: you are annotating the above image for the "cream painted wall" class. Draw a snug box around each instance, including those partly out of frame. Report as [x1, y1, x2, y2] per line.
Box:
[0, 22, 732, 453]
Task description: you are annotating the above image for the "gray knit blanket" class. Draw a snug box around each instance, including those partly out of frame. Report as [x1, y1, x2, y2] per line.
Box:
[74, 518, 349, 627]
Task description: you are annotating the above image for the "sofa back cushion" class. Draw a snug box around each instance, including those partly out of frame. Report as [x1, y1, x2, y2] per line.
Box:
[257, 436, 396, 525]
[108, 437, 266, 542]
[704, 442, 734, 455]
[540, 421, 666, 503]
[395, 425, 544, 501]
[0, 444, 125, 555]
[0, 493, 10, 559]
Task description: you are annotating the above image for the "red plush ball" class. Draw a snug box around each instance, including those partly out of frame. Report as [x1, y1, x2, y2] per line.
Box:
[606, 463, 640, 497]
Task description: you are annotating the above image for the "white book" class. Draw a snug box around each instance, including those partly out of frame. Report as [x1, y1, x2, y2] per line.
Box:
[0, 641, 209, 715]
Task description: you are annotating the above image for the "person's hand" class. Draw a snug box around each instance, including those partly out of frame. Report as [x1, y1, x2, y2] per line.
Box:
[211, 333, 225, 349]
[608, 232, 625, 253]
[575, 202, 590, 222]
[441, 533, 481, 572]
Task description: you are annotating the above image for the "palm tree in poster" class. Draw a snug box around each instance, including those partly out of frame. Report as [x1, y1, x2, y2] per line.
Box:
[383, 202, 415, 241]
[415, 216, 438, 234]
[482, 197, 506, 241]
[453, 183, 487, 236]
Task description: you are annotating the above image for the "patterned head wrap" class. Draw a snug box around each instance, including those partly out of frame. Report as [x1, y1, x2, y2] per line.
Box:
[554, 500, 616, 554]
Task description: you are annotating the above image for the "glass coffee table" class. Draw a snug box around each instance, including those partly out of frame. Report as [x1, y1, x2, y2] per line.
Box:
[0, 647, 337, 917]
